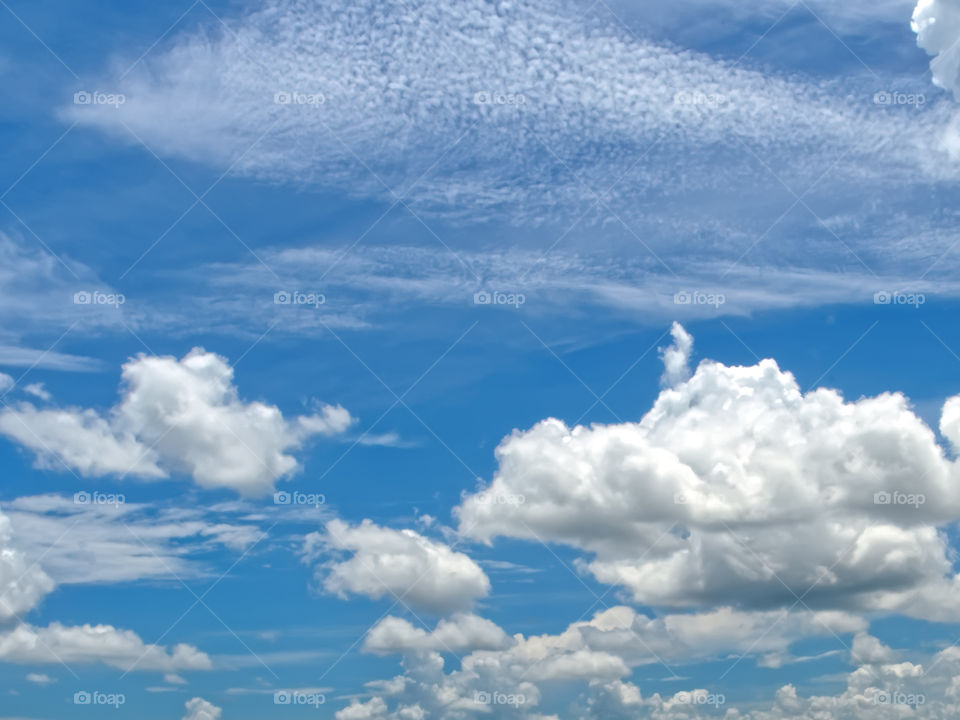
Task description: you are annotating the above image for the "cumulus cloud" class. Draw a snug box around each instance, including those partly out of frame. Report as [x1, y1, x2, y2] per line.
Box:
[660, 322, 693, 387]
[584, 644, 960, 720]
[336, 697, 389, 720]
[304, 520, 490, 614]
[0, 348, 353, 494]
[0, 622, 211, 672]
[182, 697, 222, 720]
[914, 0, 960, 97]
[457, 324, 960, 619]
[364, 614, 512, 654]
[0, 508, 54, 620]
[346, 604, 874, 719]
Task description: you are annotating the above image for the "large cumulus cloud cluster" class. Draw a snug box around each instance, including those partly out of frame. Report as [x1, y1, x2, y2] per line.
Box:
[457, 323, 960, 619]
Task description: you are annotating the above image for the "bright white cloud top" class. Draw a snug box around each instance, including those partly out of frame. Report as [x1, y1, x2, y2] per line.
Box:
[0, 347, 352, 494]
[305, 519, 491, 614]
[182, 697, 222, 720]
[457, 324, 960, 619]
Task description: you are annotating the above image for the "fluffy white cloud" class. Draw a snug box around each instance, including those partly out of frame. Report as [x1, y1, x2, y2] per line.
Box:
[0, 508, 54, 620]
[584, 643, 960, 720]
[365, 614, 512, 654]
[336, 697, 389, 720]
[347, 604, 875, 719]
[305, 520, 490, 614]
[182, 697, 222, 720]
[0, 622, 211, 672]
[660, 323, 692, 387]
[457, 324, 960, 618]
[0, 348, 353, 494]
[914, 0, 960, 97]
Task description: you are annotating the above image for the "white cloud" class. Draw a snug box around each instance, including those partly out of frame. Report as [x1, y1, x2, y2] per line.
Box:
[0, 508, 54, 620]
[457, 324, 960, 619]
[914, 0, 960, 97]
[336, 697, 388, 720]
[0, 622, 211, 672]
[364, 614, 512, 654]
[305, 520, 490, 614]
[66, 0, 953, 232]
[21, 384, 50, 402]
[346, 604, 874, 719]
[584, 644, 960, 720]
[182, 697, 222, 720]
[660, 322, 693, 387]
[0, 348, 353, 494]
[24, 673, 54, 685]
[0, 373, 13, 393]
[4, 494, 262, 585]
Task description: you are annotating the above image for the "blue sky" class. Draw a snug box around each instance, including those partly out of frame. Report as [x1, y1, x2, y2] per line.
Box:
[5, 0, 960, 718]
